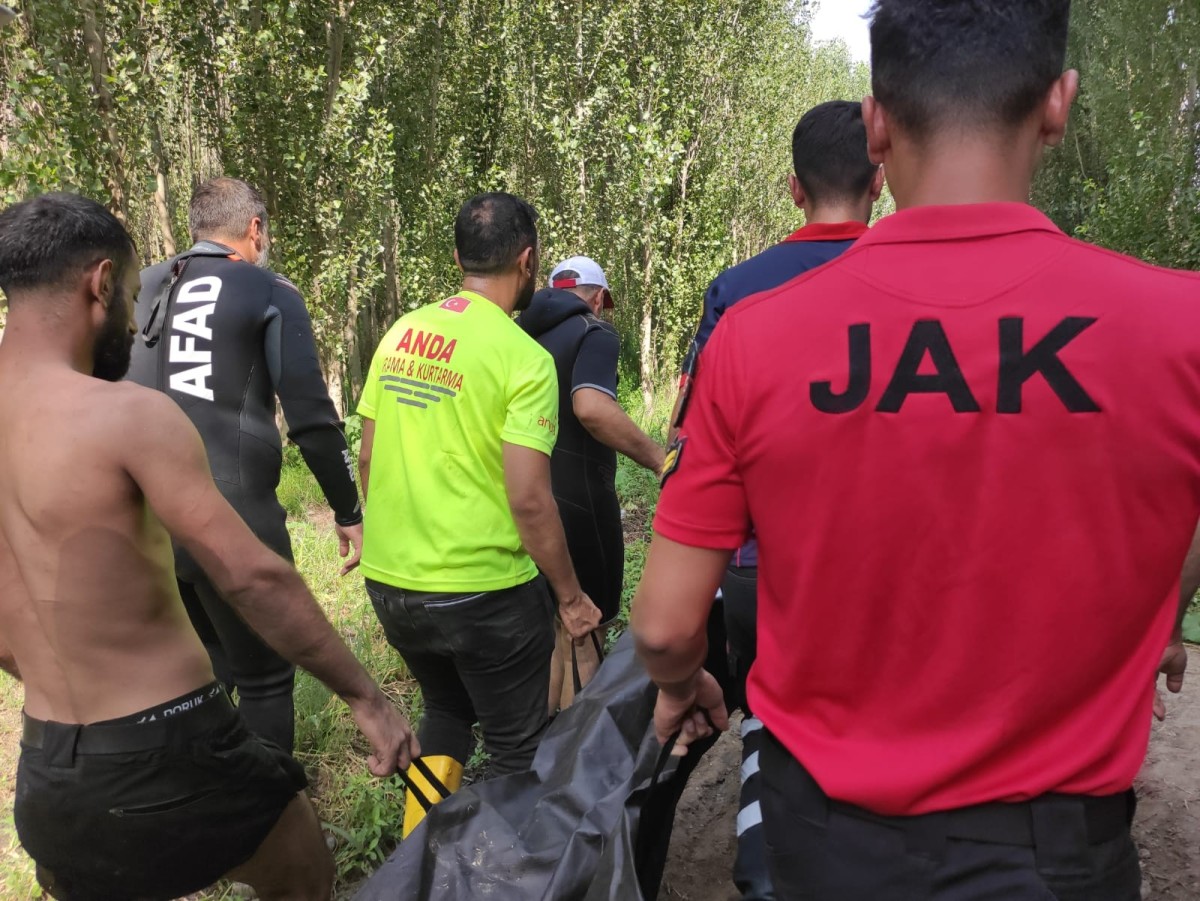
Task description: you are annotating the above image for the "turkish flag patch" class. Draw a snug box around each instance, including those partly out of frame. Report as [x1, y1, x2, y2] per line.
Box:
[440, 296, 471, 313]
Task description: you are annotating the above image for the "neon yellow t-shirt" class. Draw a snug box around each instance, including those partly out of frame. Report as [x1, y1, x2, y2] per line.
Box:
[357, 290, 559, 591]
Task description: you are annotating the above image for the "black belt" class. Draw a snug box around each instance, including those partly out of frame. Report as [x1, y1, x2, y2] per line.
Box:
[829, 789, 1134, 848]
[22, 691, 236, 756]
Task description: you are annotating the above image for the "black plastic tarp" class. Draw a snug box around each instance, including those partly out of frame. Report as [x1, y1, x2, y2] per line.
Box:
[354, 630, 717, 901]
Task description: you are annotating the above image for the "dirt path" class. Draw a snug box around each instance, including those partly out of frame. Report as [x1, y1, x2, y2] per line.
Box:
[660, 675, 1200, 900]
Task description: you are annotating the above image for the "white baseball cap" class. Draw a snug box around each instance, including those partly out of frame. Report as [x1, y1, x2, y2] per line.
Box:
[551, 256, 612, 308]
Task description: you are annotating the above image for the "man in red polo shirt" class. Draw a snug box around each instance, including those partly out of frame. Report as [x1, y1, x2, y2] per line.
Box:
[633, 0, 1200, 898]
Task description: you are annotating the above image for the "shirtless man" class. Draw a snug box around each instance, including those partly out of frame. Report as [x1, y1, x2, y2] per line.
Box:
[0, 192, 418, 900]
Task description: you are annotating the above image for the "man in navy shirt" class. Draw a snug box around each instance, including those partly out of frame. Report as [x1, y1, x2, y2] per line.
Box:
[667, 100, 882, 901]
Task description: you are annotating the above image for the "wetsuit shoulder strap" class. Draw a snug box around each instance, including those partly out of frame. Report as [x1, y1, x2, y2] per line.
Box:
[140, 241, 239, 349]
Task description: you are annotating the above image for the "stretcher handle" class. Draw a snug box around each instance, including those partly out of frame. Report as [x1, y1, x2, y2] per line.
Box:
[570, 629, 607, 696]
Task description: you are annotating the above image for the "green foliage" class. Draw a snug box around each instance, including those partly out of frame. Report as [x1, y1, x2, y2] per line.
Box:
[278, 446, 327, 519]
[1035, 1, 1200, 270]
[1184, 597, 1200, 645]
[0, 0, 867, 403]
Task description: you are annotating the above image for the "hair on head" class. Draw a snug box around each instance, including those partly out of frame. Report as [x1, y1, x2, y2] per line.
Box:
[869, 0, 1072, 138]
[189, 177, 268, 243]
[455, 193, 539, 276]
[792, 101, 878, 205]
[0, 192, 134, 299]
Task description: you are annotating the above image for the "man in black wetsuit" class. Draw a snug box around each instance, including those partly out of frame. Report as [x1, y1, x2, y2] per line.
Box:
[519, 256, 664, 705]
[127, 177, 362, 753]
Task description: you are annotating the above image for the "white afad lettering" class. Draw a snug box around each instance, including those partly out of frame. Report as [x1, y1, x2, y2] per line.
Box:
[169, 276, 223, 402]
[171, 365, 214, 400]
[173, 302, 215, 340]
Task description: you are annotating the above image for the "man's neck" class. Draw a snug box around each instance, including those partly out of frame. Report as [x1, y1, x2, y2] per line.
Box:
[461, 276, 518, 315]
[888, 131, 1037, 210]
[804, 203, 871, 226]
[197, 234, 253, 262]
[0, 307, 93, 375]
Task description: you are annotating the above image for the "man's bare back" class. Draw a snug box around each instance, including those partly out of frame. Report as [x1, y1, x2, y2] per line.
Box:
[0, 366, 214, 723]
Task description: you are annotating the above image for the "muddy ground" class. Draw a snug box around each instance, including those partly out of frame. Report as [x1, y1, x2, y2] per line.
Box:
[659, 674, 1200, 900]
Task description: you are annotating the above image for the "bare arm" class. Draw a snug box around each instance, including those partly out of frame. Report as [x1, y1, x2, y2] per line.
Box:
[502, 442, 600, 639]
[1154, 517, 1198, 721]
[359, 416, 375, 503]
[123, 391, 416, 773]
[574, 388, 664, 474]
[632, 534, 732, 752]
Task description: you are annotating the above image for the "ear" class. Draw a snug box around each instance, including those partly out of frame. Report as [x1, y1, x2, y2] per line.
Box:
[787, 173, 807, 210]
[87, 258, 116, 324]
[516, 245, 536, 277]
[453, 248, 464, 273]
[863, 95, 890, 166]
[1040, 69, 1079, 148]
[869, 165, 885, 203]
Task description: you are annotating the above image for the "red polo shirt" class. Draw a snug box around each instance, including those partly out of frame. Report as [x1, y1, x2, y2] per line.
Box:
[655, 203, 1200, 815]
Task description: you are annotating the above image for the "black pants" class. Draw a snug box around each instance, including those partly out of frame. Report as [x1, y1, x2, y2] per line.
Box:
[175, 496, 297, 754]
[366, 576, 555, 775]
[759, 730, 1141, 900]
[721, 566, 775, 901]
[553, 458, 624, 625]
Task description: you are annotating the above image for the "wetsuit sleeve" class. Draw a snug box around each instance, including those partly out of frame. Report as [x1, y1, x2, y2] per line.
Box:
[571, 324, 620, 399]
[681, 272, 729, 371]
[266, 278, 363, 526]
[502, 346, 559, 456]
[654, 316, 750, 550]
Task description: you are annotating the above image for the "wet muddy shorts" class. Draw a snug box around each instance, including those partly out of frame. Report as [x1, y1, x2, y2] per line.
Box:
[14, 682, 308, 901]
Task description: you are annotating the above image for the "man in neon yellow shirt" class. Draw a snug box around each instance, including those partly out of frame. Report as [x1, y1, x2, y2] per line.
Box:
[358, 193, 600, 834]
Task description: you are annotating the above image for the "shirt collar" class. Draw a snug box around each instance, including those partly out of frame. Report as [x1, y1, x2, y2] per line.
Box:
[782, 221, 870, 243]
[455, 289, 512, 318]
[855, 203, 1063, 248]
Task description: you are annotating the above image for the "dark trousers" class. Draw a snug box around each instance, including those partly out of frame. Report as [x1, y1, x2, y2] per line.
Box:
[721, 566, 775, 901]
[759, 730, 1142, 901]
[178, 576, 296, 754]
[366, 576, 555, 776]
[175, 495, 297, 754]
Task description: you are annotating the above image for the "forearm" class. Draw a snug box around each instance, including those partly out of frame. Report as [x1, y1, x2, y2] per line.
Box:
[512, 499, 581, 601]
[578, 395, 665, 473]
[222, 560, 379, 704]
[295, 431, 362, 525]
[358, 457, 371, 503]
[632, 536, 730, 696]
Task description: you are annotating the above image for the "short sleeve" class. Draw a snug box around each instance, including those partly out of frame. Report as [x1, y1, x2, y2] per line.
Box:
[357, 339, 383, 420]
[571, 324, 620, 398]
[502, 344, 559, 455]
[654, 316, 750, 549]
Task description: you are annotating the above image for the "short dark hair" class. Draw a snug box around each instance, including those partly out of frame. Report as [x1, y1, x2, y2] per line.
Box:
[454, 193, 539, 276]
[0, 192, 134, 299]
[791, 101, 878, 205]
[869, 0, 1072, 137]
[189, 177, 268, 243]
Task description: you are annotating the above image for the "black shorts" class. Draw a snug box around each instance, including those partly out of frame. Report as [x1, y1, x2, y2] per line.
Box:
[15, 683, 308, 901]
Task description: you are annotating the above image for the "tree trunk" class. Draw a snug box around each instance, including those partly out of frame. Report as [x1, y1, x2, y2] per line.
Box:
[639, 240, 656, 412]
[79, 1, 130, 222]
[151, 121, 178, 257]
[382, 204, 400, 324]
[343, 259, 363, 400]
[324, 0, 354, 121]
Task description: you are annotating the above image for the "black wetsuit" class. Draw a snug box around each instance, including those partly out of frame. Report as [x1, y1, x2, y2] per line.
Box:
[127, 244, 360, 752]
[519, 288, 624, 624]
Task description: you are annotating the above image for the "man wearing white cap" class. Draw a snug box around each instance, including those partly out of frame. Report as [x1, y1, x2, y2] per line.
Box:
[520, 256, 664, 705]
